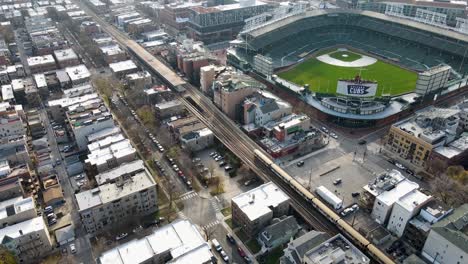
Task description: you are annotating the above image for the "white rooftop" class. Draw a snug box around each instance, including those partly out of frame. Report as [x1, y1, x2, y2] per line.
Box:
[48, 93, 99, 108]
[86, 126, 121, 143]
[0, 217, 47, 241]
[85, 139, 136, 167]
[87, 133, 125, 152]
[1, 84, 14, 101]
[65, 64, 90, 82]
[109, 60, 137, 73]
[27, 54, 55, 67]
[396, 190, 431, 212]
[33, 73, 47, 88]
[0, 196, 35, 222]
[99, 219, 212, 264]
[76, 170, 155, 211]
[231, 182, 289, 221]
[96, 160, 145, 185]
[376, 179, 419, 207]
[53, 48, 78, 62]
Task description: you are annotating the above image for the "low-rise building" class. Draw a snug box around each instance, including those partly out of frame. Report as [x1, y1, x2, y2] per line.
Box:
[1, 84, 14, 102]
[404, 200, 453, 251]
[362, 170, 419, 225]
[65, 64, 91, 85]
[422, 203, 468, 264]
[280, 231, 330, 264]
[200, 64, 225, 94]
[213, 71, 263, 120]
[154, 100, 185, 119]
[257, 216, 299, 252]
[384, 106, 461, 168]
[109, 60, 138, 77]
[0, 196, 36, 227]
[232, 182, 290, 236]
[27, 54, 56, 73]
[302, 234, 370, 264]
[0, 102, 25, 141]
[99, 44, 126, 64]
[386, 190, 432, 237]
[85, 139, 136, 173]
[0, 217, 53, 263]
[67, 99, 114, 150]
[125, 71, 152, 90]
[428, 132, 468, 173]
[75, 166, 157, 234]
[53, 48, 80, 68]
[98, 219, 213, 264]
[180, 127, 214, 152]
[242, 90, 292, 128]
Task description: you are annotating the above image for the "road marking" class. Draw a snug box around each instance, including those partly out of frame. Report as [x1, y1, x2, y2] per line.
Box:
[179, 191, 199, 201]
[210, 198, 220, 212]
[202, 220, 220, 230]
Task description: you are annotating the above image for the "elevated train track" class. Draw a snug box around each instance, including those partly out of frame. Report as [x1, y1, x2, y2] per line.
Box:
[73, 1, 394, 262]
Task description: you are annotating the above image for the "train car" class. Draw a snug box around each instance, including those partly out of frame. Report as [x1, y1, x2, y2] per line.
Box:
[254, 149, 273, 166]
[336, 219, 370, 247]
[311, 197, 341, 222]
[367, 244, 395, 264]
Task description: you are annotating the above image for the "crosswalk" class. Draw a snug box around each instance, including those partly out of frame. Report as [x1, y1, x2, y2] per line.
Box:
[202, 220, 220, 230]
[210, 198, 220, 212]
[177, 211, 187, 220]
[178, 191, 199, 201]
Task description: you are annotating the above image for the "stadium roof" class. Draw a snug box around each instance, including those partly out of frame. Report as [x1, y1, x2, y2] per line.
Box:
[244, 9, 468, 43]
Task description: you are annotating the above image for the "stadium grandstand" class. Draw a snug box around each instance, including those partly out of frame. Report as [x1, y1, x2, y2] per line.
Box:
[228, 8, 468, 127]
[230, 9, 468, 73]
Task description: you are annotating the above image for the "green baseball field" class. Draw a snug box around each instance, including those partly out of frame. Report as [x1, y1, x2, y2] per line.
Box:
[278, 50, 418, 96]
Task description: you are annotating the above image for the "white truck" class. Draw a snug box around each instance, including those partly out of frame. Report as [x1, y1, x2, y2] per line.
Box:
[315, 185, 343, 210]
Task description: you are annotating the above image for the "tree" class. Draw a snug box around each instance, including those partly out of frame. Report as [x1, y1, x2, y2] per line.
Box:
[430, 174, 468, 206]
[137, 106, 155, 128]
[446, 166, 468, 185]
[0, 246, 17, 264]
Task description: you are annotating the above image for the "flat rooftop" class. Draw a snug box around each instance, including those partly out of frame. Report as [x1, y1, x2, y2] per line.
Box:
[231, 182, 289, 221]
[86, 126, 121, 143]
[85, 139, 135, 167]
[96, 159, 145, 185]
[109, 60, 137, 73]
[0, 217, 46, 241]
[397, 190, 431, 212]
[27, 54, 55, 67]
[65, 64, 90, 81]
[76, 170, 155, 211]
[304, 234, 370, 264]
[54, 48, 78, 62]
[0, 196, 34, 221]
[99, 219, 212, 264]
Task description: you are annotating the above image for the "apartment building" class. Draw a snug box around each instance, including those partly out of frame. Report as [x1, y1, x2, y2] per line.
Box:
[109, 60, 138, 77]
[384, 107, 461, 168]
[66, 97, 114, 150]
[232, 182, 290, 237]
[85, 138, 136, 173]
[53, 48, 80, 68]
[99, 219, 214, 264]
[65, 64, 91, 85]
[213, 71, 264, 120]
[27, 54, 56, 73]
[0, 217, 53, 263]
[0, 196, 36, 228]
[422, 203, 468, 264]
[0, 102, 25, 141]
[75, 164, 157, 234]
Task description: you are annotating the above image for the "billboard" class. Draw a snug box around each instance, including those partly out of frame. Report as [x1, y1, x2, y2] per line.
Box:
[337, 80, 378, 97]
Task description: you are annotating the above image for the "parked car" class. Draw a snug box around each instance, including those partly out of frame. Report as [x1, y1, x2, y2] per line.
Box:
[351, 192, 360, 197]
[219, 161, 226, 166]
[211, 239, 222, 252]
[333, 178, 342, 185]
[70, 243, 76, 254]
[237, 247, 246, 258]
[395, 163, 406, 170]
[297, 161, 305, 167]
[405, 169, 415, 176]
[115, 233, 128, 241]
[321, 127, 329, 133]
[220, 250, 229, 262]
[226, 234, 236, 244]
[224, 166, 233, 171]
[244, 179, 253, 186]
[48, 219, 57, 226]
[330, 132, 338, 139]
[44, 206, 53, 214]
[358, 139, 367, 145]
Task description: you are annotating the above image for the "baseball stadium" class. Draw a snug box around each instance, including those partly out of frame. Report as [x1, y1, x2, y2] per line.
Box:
[228, 8, 468, 127]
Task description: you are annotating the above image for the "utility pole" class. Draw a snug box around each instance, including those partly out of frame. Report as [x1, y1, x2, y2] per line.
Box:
[308, 170, 313, 190]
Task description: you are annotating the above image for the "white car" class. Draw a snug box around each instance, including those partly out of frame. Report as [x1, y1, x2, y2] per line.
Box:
[70, 243, 76, 254]
[395, 163, 406, 170]
[220, 250, 229, 262]
[330, 132, 338, 139]
[116, 233, 128, 241]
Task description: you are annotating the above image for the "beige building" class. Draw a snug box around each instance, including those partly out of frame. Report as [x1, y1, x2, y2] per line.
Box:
[384, 107, 460, 168]
[75, 163, 157, 234]
[0, 102, 25, 141]
[213, 71, 264, 120]
[0, 217, 53, 263]
[232, 182, 290, 237]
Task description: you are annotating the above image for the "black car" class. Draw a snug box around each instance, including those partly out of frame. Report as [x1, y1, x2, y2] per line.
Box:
[358, 139, 367, 145]
[226, 234, 236, 244]
[297, 161, 305, 167]
[351, 192, 360, 197]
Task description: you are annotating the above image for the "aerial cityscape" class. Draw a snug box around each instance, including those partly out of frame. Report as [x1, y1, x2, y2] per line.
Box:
[0, 0, 466, 263]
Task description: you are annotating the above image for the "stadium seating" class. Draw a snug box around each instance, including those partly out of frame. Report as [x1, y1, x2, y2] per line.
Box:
[240, 12, 468, 74]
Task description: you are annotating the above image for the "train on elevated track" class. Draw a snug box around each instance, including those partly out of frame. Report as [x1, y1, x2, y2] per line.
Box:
[254, 149, 394, 264]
